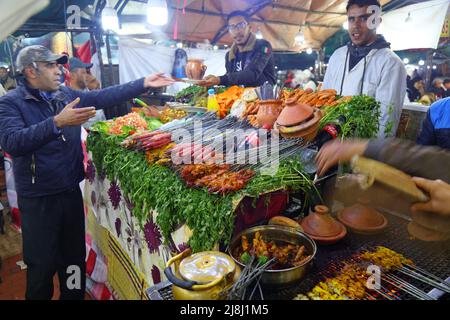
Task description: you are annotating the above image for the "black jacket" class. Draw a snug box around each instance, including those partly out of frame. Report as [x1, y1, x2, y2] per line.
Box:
[220, 33, 276, 87]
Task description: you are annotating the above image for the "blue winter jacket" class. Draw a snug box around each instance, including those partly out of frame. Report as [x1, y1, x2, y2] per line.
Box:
[0, 78, 146, 198]
[417, 97, 450, 150]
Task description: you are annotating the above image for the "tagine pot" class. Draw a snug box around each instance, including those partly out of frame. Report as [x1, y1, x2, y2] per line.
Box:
[276, 98, 314, 127]
[185, 59, 207, 80]
[337, 198, 388, 235]
[300, 205, 347, 245]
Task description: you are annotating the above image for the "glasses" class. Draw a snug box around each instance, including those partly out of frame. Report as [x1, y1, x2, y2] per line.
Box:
[228, 21, 248, 33]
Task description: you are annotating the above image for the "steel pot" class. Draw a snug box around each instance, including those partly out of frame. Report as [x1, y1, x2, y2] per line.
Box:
[228, 225, 317, 286]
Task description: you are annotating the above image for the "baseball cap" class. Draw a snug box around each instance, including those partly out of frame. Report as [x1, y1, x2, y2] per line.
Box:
[16, 45, 68, 72]
[69, 57, 93, 72]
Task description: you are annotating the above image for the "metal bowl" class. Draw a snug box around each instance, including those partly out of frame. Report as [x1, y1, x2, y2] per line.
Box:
[228, 225, 317, 286]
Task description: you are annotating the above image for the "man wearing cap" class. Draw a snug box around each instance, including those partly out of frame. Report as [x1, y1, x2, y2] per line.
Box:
[68, 57, 93, 91]
[0, 45, 173, 300]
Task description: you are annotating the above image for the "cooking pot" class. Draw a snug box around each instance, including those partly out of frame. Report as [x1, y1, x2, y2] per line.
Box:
[228, 225, 317, 286]
[164, 249, 240, 300]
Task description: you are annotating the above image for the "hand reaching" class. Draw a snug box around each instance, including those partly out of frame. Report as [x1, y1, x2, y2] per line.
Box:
[411, 177, 450, 216]
[53, 98, 96, 128]
[315, 139, 368, 176]
[144, 73, 175, 88]
[197, 75, 220, 87]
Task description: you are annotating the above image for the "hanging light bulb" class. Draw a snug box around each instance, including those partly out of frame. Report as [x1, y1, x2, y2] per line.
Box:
[295, 30, 305, 44]
[147, 0, 168, 26]
[418, 60, 425, 66]
[343, 21, 349, 30]
[101, 4, 119, 32]
[213, 45, 219, 51]
[403, 58, 409, 64]
[432, 65, 437, 70]
[306, 48, 313, 55]
[255, 30, 263, 39]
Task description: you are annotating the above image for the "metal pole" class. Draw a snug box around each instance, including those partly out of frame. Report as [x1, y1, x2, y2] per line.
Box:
[70, 31, 76, 57]
[94, 31, 107, 89]
[105, 32, 115, 85]
[425, 50, 433, 90]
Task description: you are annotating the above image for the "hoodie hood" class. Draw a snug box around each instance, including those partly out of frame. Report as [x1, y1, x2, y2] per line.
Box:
[347, 35, 391, 72]
[347, 35, 391, 59]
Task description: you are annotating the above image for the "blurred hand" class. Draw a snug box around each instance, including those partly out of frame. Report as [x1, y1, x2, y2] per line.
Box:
[53, 97, 96, 128]
[198, 75, 220, 87]
[144, 73, 175, 88]
[411, 177, 450, 216]
[315, 139, 368, 176]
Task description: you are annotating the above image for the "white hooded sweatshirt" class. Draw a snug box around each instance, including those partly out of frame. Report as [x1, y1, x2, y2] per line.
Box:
[323, 45, 406, 138]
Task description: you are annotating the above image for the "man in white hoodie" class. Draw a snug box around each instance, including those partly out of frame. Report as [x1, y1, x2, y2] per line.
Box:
[323, 0, 406, 138]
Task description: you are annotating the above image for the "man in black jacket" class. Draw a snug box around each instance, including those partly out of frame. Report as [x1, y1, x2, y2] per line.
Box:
[199, 11, 276, 87]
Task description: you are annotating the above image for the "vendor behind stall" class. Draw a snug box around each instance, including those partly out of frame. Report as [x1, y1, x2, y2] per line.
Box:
[198, 11, 276, 87]
[323, 0, 406, 138]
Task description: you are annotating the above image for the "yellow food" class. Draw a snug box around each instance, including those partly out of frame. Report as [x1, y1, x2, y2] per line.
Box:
[360, 246, 413, 271]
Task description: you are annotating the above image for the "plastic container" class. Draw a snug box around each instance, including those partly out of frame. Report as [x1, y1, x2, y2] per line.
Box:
[207, 89, 219, 112]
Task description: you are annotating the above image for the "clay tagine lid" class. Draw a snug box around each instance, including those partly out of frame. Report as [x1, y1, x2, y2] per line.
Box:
[300, 205, 347, 245]
[337, 198, 387, 235]
[276, 98, 314, 127]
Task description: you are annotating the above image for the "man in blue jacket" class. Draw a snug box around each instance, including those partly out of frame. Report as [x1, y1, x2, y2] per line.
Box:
[0, 45, 173, 300]
[417, 97, 450, 150]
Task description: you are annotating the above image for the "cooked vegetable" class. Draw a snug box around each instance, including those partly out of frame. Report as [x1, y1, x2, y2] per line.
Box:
[235, 231, 311, 270]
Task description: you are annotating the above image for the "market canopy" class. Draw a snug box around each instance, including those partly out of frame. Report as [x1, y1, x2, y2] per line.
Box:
[5, 0, 447, 53]
[0, 0, 50, 41]
[112, 0, 392, 51]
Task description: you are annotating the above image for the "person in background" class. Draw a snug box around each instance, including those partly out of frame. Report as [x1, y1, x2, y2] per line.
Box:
[301, 69, 317, 92]
[429, 78, 445, 100]
[0, 66, 16, 91]
[86, 72, 101, 90]
[68, 57, 105, 128]
[0, 45, 174, 300]
[407, 76, 425, 102]
[198, 11, 276, 87]
[323, 0, 406, 138]
[284, 71, 295, 89]
[416, 97, 450, 149]
[443, 79, 450, 98]
[315, 138, 450, 241]
[68, 57, 92, 91]
[0, 83, 6, 97]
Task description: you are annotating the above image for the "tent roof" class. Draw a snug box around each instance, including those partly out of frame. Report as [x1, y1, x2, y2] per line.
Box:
[13, 0, 96, 37]
[114, 0, 392, 51]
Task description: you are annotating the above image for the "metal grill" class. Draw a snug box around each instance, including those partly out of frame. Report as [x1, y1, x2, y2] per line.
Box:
[263, 215, 450, 300]
[145, 215, 450, 300]
[146, 281, 173, 300]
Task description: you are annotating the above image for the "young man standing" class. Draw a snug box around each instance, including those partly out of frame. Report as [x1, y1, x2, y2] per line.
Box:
[323, 0, 406, 138]
[199, 11, 276, 87]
